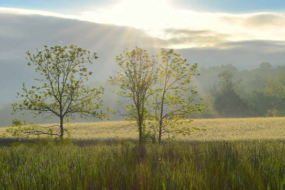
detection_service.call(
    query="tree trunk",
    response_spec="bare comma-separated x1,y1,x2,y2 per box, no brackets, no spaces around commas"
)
59,116,64,138
158,121,162,144
138,117,143,144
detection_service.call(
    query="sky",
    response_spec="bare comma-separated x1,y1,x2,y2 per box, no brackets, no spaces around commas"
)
1,0,285,106
1,0,285,49
2,0,285,13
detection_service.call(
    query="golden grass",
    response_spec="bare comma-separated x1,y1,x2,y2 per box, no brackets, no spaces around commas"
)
1,117,285,141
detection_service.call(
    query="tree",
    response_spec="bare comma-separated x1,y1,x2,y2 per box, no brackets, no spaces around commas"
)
262,73,285,115
264,74,285,100
109,47,158,144
12,45,105,138
250,91,279,117
213,70,250,117
110,48,203,144
148,49,202,144
218,70,237,92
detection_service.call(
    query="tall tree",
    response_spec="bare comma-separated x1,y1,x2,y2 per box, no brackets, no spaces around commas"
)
214,70,250,117
12,45,105,138
109,47,158,144
148,49,202,144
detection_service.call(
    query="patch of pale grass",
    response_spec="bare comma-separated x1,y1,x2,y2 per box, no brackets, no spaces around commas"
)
1,117,285,141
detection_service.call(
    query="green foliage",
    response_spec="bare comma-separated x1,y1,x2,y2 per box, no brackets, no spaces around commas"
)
218,70,239,93
213,70,252,117
109,47,159,143
197,63,283,117
11,119,26,127
267,109,279,117
250,73,285,117
264,74,285,102
249,91,279,117
214,89,250,117
1,141,285,189
148,49,203,143
110,47,203,144
11,45,106,137
1,63,285,126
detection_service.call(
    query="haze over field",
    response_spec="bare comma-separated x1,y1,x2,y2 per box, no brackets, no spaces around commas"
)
1,0,285,126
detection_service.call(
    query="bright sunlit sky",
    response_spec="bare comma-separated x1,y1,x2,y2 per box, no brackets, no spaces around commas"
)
1,0,285,106
2,0,285,13
1,0,285,48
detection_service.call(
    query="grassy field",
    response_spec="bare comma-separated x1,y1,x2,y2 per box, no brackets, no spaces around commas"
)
53,117,285,141
1,140,285,189
1,117,285,190
1,117,284,141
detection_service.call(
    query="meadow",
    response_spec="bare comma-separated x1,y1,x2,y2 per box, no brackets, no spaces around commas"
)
1,117,284,141
1,117,285,189
67,117,285,141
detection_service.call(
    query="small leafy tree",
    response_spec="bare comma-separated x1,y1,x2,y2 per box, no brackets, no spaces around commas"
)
109,47,158,144
12,45,105,138
148,49,203,144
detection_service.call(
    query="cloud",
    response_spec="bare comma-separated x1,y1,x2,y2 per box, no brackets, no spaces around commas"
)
0,7,73,19
0,12,162,59
163,12,285,47
156,12,285,48
222,13,285,28
2,6,285,49
218,40,285,53
161,29,230,48
0,12,285,106
0,13,162,105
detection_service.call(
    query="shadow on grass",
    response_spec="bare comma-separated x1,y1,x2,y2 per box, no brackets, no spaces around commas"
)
0,138,138,147
72,138,138,147
1,137,285,147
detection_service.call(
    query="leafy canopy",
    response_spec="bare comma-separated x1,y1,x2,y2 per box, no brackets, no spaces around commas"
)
11,45,106,137
148,49,203,141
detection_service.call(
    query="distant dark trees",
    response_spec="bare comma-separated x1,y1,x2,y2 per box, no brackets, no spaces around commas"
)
212,70,251,117
250,92,279,117
214,90,250,118
202,63,285,118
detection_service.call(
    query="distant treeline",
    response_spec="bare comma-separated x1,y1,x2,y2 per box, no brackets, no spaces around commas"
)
196,62,285,118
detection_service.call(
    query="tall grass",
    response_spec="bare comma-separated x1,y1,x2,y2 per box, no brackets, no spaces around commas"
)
1,140,285,189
